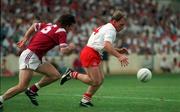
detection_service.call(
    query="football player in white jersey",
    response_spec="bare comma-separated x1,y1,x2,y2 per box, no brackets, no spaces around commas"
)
60,10,129,107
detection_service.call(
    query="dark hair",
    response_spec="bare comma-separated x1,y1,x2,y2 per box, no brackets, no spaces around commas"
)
58,14,76,27
111,10,124,21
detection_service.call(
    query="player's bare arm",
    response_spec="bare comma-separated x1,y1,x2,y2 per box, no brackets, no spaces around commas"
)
104,41,122,58
104,41,129,67
17,23,36,48
60,43,75,55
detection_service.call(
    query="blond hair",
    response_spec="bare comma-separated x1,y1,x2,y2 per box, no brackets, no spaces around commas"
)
111,10,124,21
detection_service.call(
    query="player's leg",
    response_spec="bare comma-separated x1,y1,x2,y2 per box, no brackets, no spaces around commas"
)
105,61,110,74
61,46,96,85
80,64,104,107
84,64,104,94
61,68,102,86
0,69,33,107
60,68,93,85
25,62,61,105
61,63,104,85
102,51,110,74
60,65,104,107
36,62,61,87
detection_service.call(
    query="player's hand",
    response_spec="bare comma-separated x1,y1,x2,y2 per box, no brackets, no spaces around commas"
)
61,43,75,55
116,48,129,55
17,38,27,48
118,54,129,67
69,43,75,50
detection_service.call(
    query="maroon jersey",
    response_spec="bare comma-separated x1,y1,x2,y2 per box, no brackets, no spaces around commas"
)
27,23,67,60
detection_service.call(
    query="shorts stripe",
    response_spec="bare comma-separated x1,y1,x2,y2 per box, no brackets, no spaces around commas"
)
19,49,41,70
24,52,33,64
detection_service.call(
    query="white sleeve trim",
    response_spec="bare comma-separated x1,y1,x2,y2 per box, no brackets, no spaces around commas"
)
59,43,68,48
55,28,66,33
34,23,41,31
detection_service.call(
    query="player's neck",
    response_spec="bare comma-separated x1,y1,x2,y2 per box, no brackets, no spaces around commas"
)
110,21,117,31
56,22,61,27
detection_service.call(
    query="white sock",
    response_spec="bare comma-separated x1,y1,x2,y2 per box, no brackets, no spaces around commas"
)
35,83,41,89
81,98,89,103
0,96,4,103
81,93,92,103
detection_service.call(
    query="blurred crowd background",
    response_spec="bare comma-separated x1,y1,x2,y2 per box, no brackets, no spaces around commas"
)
1,0,180,76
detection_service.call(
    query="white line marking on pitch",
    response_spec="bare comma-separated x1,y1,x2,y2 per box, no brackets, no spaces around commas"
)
38,93,180,102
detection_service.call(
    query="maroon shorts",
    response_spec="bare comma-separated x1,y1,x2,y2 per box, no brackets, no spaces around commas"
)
80,46,101,67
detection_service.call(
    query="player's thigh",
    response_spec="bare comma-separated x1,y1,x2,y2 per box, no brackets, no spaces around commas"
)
36,62,61,77
18,69,33,87
85,64,104,82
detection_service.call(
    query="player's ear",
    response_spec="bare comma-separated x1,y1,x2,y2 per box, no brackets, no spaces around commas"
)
110,19,116,26
64,25,70,31
111,19,115,23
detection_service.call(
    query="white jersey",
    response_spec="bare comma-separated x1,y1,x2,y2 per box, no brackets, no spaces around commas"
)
87,23,116,55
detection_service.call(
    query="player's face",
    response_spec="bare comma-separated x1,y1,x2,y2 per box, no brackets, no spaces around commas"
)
66,24,74,33
115,18,126,32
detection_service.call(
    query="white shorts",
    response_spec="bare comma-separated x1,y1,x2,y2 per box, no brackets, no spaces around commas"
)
19,49,41,70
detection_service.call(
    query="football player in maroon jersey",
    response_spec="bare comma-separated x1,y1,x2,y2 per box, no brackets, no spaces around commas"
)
0,14,76,107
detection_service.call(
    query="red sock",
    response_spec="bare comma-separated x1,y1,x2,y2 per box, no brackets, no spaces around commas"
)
30,85,39,93
71,71,78,79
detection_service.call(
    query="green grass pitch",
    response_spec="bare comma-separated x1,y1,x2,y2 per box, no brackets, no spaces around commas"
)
0,73,180,112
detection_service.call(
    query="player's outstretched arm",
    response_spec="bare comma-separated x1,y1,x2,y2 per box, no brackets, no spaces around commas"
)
60,43,75,55
17,23,36,48
104,41,122,58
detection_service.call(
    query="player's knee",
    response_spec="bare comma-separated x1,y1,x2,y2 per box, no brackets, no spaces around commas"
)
52,73,60,81
92,79,103,86
99,78,104,85
17,84,28,92
100,78,104,85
